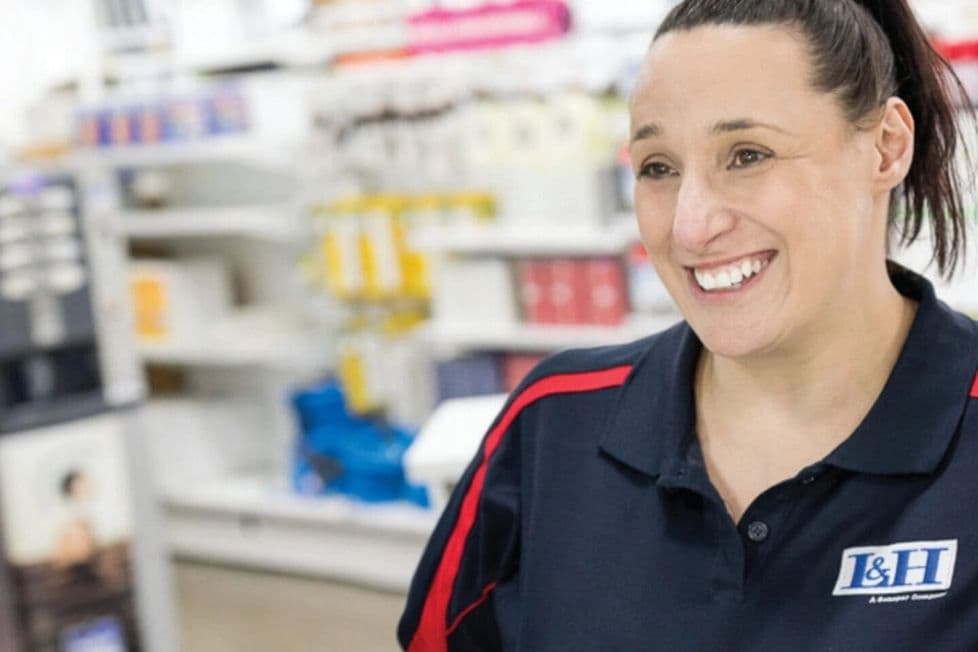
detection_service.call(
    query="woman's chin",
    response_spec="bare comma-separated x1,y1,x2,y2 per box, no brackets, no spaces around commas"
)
689,319,779,360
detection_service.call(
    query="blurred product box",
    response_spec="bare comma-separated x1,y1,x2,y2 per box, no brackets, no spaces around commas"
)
75,85,253,150
469,96,618,228
359,199,404,300
376,331,435,429
290,381,428,507
336,313,434,426
318,199,366,300
398,195,445,301
406,393,507,510
518,257,629,326
435,355,502,403
548,259,587,324
432,258,519,327
406,0,572,55
313,193,495,303
936,39,978,104
0,415,142,652
517,260,555,324
337,329,386,415
627,244,675,315
128,258,233,345
583,258,628,326
501,354,545,393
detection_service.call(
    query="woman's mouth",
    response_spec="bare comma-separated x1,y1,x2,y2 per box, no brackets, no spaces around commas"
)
687,251,777,295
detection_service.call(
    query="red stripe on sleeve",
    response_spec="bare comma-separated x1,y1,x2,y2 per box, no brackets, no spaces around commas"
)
407,364,633,652
970,372,978,398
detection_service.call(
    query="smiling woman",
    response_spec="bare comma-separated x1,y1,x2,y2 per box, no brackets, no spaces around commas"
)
399,2,978,651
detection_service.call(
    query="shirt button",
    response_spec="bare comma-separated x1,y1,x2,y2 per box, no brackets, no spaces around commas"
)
746,521,769,543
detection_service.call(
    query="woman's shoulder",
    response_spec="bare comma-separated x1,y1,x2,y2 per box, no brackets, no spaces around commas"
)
514,319,689,396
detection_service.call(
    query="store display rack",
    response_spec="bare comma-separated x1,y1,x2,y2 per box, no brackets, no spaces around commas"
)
423,315,678,354
120,204,301,243
409,215,638,257
162,475,435,592
70,136,294,170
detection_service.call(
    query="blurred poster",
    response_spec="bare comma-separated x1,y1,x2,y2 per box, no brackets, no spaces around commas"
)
0,415,141,652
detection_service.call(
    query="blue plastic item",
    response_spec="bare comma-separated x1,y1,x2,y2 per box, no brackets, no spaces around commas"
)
290,380,431,507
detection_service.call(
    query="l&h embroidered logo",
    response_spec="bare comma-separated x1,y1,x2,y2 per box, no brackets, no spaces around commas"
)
832,540,958,597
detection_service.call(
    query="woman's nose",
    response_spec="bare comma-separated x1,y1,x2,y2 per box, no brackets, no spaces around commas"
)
672,173,736,252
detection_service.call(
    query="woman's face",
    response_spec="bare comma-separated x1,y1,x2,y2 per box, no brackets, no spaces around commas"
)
629,25,887,359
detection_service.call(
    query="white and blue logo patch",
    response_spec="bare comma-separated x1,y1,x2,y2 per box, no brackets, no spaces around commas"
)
832,539,958,597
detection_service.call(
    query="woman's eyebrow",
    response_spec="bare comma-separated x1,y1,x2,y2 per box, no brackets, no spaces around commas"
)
631,123,661,143
631,119,791,143
713,119,790,135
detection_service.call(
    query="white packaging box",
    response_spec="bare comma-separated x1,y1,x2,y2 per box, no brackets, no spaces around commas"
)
128,258,233,346
431,257,519,328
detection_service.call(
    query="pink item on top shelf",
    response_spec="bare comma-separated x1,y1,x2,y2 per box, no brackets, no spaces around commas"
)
407,0,572,55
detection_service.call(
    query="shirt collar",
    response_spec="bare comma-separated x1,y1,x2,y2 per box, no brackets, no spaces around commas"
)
599,266,978,479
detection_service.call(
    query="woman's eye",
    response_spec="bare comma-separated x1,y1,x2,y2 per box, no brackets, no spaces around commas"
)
730,149,771,169
638,162,677,180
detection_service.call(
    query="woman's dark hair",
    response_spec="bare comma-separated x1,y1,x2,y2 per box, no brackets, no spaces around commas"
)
655,0,975,278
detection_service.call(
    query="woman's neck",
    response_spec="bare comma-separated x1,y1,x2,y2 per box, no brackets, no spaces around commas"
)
693,271,918,523
696,271,918,467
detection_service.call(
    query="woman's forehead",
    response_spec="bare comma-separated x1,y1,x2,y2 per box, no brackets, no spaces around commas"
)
631,24,829,132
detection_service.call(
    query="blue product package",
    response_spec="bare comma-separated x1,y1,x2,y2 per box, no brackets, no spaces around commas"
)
290,381,363,496
435,355,502,403
290,381,431,506
163,96,206,142
292,381,354,431
205,86,250,135
96,109,114,148
343,426,407,503
61,616,126,652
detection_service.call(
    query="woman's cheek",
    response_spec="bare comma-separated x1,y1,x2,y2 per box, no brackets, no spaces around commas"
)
634,187,677,255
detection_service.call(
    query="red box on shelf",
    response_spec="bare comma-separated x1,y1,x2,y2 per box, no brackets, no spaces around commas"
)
584,258,629,326
518,260,556,324
549,259,588,324
501,354,546,393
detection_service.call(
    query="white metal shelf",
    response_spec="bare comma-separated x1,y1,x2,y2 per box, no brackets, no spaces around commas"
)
410,216,638,257
162,475,436,592
120,205,300,242
136,311,332,369
71,136,293,170
137,337,330,369
422,314,680,352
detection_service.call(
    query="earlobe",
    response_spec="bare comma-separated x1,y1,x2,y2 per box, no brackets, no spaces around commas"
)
874,98,915,186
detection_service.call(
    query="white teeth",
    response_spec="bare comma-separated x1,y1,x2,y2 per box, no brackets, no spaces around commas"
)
694,270,717,290
693,256,771,292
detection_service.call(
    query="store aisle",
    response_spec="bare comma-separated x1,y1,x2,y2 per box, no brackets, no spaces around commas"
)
174,561,406,652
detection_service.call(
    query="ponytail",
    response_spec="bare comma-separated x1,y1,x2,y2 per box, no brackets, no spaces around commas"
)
853,0,974,277
655,0,976,278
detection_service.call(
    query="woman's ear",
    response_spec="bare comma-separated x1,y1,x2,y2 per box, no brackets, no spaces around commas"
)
873,97,915,191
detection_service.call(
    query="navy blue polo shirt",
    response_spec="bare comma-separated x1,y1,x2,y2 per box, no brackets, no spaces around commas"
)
399,267,978,651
